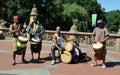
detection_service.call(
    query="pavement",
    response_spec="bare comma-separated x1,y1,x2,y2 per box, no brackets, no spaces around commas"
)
0,40,120,75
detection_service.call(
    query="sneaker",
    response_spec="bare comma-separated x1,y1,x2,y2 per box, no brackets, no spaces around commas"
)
29,58,34,62
102,64,106,69
37,58,44,63
51,60,56,65
12,61,16,65
22,59,28,63
90,64,97,67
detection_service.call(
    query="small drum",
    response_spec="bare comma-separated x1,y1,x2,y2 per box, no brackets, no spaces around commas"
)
69,35,76,41
92,42,104,60
61,51,72,64
30,37,41,53
65,41,77,52
16,36,28,55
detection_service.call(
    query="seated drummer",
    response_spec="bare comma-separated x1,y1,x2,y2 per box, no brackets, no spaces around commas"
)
51,26,71,65
9,15,28,65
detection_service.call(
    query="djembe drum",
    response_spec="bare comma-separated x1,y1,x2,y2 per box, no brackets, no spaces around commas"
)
92,42,104,60
30,37,41,53
16,36,28,55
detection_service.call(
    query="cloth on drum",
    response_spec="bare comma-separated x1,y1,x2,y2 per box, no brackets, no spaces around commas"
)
74,47,81,56
12,38,17,51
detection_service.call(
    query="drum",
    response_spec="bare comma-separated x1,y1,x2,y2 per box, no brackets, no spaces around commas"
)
61,51,72,64
65,41,77,52
92,42,104,60
16,36,28,55
69,35,76,41
18,36,28,44
30,37,41,53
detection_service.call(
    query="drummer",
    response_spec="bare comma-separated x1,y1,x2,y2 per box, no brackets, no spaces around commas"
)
9,15,28,65
91,19,109,69
51,26,71,65
26,16,45,62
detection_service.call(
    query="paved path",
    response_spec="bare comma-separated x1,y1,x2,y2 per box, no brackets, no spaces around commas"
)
0,40,120,75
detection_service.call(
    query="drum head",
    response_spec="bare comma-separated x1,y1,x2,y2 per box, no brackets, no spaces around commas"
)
18,36,28,44
93,42,103,50
61,51,72,64
65,42,74,51
31,37,40,43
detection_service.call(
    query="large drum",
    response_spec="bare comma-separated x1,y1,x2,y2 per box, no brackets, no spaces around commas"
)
30,37,41,53
60,51,72,64
65,41,77,52
16,36,28,55
92,42,104,60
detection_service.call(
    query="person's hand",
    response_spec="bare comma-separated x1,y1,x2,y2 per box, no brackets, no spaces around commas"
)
58,48,62,51
23,22,27,28
100,40,104,43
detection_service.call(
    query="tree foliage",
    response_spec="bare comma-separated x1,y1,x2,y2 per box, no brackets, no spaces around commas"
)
106,10,120,33
0,0,119,33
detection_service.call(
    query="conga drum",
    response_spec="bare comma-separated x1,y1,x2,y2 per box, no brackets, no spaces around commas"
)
16,36,28,55
69,35,76,41
61,51,72,64
92,42,104,60
65,41,77,52
30,37,41,53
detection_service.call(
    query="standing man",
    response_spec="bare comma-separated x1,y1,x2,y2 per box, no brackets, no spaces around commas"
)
26,16,45,62
9,15,27,65
91,19,109,69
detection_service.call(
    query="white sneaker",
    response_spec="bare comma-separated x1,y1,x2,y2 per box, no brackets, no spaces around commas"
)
12,61,16,65
102,64,106,69
51,60,56,65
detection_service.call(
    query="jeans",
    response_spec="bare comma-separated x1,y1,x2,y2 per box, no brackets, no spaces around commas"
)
51,44,64,60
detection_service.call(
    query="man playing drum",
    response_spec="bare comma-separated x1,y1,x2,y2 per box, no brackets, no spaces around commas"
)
9,15,28,65
26,16,45,62
51,26,72,65
91,19,109,69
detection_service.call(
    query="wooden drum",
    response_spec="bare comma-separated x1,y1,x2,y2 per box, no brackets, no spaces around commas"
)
60,51,72,64
65,41,77,52
92,42,104,60
30,37,41,53
16,36,28,55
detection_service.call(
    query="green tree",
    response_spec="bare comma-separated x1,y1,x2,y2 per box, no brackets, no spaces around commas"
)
62,3,89,31
106,10,120,33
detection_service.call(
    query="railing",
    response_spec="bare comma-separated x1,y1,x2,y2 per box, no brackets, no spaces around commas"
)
0,28,120,51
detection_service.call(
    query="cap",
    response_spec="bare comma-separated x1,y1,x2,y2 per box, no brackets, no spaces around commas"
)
97,19,103,24
13,15,19,19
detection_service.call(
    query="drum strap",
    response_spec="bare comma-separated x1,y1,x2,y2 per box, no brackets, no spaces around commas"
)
98,29,104,40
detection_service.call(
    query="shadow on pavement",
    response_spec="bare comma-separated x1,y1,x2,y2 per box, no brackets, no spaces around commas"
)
106,61,120,68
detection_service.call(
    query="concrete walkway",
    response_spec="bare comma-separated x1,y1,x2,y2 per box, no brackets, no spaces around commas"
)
0,40,120,75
